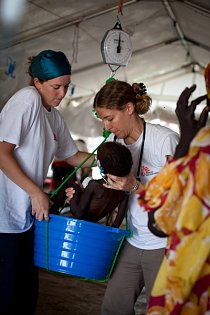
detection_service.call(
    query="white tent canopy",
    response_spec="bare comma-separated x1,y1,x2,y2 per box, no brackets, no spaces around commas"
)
0,0,210,143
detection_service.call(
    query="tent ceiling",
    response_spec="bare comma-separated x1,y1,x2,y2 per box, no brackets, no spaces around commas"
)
0,0,210,137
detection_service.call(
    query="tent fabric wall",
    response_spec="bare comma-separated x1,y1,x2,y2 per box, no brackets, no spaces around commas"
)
0,0,210,140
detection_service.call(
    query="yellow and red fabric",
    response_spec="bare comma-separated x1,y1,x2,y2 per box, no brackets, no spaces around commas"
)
138,126,210,315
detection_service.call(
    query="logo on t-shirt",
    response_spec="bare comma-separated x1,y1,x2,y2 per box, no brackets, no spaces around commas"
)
141,165,158,177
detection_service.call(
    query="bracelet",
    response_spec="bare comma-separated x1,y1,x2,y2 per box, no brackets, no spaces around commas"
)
127,180,140,194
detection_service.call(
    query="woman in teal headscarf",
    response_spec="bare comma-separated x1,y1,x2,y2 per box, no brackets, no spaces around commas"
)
0,50,95,315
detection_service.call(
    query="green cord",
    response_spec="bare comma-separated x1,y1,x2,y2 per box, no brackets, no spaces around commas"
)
44,211,132,282
50,130,110,200
103,235,126,281
80,156,96,180
105,76,116,84
44,232,127,283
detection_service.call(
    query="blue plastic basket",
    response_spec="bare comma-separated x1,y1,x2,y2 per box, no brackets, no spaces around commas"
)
34,214,130,280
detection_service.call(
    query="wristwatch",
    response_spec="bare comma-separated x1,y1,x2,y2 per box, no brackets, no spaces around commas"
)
101,21,132,67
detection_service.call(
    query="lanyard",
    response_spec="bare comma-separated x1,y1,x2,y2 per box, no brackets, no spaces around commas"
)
136,120,146,180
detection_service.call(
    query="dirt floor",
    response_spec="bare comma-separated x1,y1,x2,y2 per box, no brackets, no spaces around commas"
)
36,268,107,315
36,268,147,315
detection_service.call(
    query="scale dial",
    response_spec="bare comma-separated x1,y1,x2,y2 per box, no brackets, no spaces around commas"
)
101,28,132,66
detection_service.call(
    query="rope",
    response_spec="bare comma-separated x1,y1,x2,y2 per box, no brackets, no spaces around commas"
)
50,130,110,200
44,210,132,282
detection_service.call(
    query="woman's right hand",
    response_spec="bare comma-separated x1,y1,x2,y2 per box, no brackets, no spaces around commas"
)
0,141,51,221
31,190,51,221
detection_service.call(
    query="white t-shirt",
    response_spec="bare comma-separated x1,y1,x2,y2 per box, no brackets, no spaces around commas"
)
0,86,78,233
108,122,179,250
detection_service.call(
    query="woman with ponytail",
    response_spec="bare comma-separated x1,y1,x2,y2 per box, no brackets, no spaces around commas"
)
93,80,179,315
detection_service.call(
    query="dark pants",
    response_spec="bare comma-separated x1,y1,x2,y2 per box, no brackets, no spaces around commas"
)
0,226,39,315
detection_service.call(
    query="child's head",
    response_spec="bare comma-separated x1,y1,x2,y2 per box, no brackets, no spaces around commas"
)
97,142,133,177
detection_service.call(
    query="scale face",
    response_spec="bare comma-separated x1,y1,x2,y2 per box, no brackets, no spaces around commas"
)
101,28,132,66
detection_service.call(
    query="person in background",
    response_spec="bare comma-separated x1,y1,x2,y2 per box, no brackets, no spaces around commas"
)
51,159,76,191
92,80,179,315
0,49,95,315
138,85,210,314
48,160,77,214
75,139,92,181
54,141,132,228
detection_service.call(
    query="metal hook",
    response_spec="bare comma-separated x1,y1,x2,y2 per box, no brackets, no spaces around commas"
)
117,14,121,23
108,64,121,75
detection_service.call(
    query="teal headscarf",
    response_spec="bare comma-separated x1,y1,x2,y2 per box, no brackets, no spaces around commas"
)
29,50,71,80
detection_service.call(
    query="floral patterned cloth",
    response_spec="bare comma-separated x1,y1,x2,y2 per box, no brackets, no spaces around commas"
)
138,126,210,315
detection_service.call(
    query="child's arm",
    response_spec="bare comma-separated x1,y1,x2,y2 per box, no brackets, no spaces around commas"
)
50,178,72,214
50,177,79,214
111,194,129,228
67,181,83,215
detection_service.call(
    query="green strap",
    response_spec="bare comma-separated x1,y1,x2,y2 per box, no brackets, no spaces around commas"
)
80,157,96,180
44,210,132,282
44,226,128,282
50,130,110,200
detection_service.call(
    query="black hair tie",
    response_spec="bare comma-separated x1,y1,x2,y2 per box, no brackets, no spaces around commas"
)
139,83,147,95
